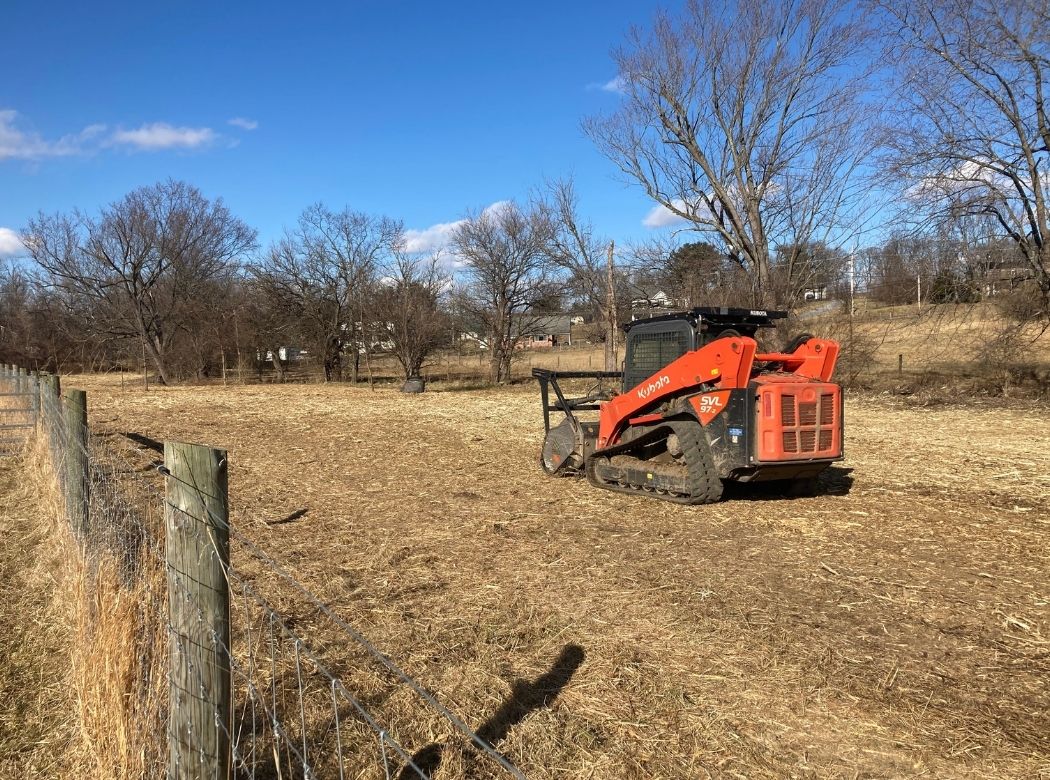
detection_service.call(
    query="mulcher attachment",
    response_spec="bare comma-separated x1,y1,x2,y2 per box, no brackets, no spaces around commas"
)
540,417,584,475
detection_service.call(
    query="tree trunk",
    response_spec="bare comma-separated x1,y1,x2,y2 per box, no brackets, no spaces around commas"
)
324,335,342,382
363,347,375,391
144,336,171,386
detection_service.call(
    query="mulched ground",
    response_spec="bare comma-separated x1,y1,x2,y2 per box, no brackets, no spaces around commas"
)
73,375,1050,779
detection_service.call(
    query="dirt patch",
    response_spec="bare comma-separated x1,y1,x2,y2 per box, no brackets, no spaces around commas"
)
66,374,1050,778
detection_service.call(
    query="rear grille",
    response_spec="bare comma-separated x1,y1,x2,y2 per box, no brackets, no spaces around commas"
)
755,382,841,462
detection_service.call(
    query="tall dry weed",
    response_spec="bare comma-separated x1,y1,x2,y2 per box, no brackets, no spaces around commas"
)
25,432,167,779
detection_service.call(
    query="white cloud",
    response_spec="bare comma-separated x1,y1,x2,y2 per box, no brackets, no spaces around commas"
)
227,117,259,130
402,201,514,254
643,200,691,228
0,109,227,160
109,122,216,150
0,109,104,160
0,227,24,258
481,199,513,218
402,218,465,253
587,76,626,93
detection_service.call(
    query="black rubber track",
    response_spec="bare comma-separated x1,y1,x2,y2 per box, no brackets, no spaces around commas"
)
668,419,724,504
585,419,723,505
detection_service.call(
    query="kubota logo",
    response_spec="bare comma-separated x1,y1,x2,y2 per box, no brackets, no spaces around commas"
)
637,375,670,400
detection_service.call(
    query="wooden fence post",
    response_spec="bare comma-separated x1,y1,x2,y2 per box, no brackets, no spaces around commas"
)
43,374,62,462
29,372,40,422
63,389,90,537
164,441,232,780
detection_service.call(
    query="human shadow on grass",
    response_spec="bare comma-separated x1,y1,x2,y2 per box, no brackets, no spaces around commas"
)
397,643,586,779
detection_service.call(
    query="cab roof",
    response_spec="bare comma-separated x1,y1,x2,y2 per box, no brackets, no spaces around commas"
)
623,306,787,333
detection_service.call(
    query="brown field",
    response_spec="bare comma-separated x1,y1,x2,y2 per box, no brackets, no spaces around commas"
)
58,371,1050,779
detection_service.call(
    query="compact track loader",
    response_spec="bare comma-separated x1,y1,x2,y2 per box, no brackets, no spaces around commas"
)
533,307,843,504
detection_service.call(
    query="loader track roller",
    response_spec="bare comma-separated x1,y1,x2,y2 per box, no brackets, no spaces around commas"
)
586,420,723,505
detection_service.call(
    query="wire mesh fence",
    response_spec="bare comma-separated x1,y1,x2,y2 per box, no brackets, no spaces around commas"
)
0,363,526,780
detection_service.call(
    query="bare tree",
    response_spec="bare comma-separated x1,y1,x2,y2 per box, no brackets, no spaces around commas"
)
585,0,874,307
368,251,451,388
543,179,624,370
23,180,256,384
252,204,400,382
450,201,558,383
877,0,1050,315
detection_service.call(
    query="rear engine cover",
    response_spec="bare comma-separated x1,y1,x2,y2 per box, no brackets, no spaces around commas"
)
753,380,842,462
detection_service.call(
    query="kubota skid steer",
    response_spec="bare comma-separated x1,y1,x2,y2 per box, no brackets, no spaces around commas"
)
533,307,843,504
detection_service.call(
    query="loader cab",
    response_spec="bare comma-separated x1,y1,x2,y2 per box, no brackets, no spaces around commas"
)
622,307,785,392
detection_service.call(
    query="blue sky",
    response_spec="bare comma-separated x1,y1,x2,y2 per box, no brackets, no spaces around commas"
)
0,1,683,260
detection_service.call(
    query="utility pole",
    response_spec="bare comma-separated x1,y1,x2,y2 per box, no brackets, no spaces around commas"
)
605,240,618,371
917,273,922,315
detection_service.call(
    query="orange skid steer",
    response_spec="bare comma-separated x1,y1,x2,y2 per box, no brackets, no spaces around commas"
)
533,307,843,504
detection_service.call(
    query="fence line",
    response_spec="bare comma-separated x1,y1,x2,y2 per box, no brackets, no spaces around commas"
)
0,362,526,780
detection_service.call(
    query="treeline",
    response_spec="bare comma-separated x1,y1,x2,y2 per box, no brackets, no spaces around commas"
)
0,179,626,385
4,0,1050,382
0,177,1044,385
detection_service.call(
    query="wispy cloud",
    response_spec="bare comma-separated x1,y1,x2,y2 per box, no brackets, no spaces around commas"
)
227,117,259,131
587,75,626,94
109,122,216,151
0,110,105,160
0,227,24,259
0,109,225,160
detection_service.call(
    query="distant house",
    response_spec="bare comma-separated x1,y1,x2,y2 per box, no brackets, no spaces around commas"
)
803,285,828,301
630,287,677,319
519,315,573,349
458,314,574,349
260,347,304,362
981,258,1033,297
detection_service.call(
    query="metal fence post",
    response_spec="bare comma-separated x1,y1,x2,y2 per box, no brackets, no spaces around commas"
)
164,441,232,780
63,388,90,538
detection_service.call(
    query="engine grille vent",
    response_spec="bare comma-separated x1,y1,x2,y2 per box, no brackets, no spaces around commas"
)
756,384,842,462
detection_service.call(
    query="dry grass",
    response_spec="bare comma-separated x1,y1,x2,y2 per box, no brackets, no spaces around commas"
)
0,431,168,779
0,451,77,778
55,370,1050,779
